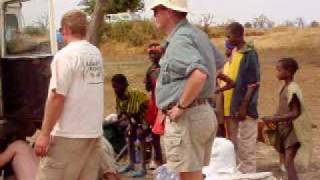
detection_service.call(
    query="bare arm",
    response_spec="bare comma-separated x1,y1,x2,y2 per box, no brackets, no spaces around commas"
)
40,90,65,136
35,90,65,156
178,69,207,108
237,84,259,120
168,69,207,121
215,72,235,94
240,85,257,107
263,95,301,123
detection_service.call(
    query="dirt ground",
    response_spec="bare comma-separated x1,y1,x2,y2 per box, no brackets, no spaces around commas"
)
103,29,320,179
104,60,319,180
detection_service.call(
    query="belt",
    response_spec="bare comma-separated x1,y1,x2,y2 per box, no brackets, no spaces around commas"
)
162,98,210,114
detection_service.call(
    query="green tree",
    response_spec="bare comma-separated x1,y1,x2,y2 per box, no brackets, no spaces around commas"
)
79,0,144,14
83,0,144,46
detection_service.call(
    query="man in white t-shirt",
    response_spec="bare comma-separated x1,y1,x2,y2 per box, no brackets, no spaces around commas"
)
34,10,105,180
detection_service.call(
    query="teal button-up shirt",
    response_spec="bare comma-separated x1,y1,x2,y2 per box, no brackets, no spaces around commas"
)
155,19,224,109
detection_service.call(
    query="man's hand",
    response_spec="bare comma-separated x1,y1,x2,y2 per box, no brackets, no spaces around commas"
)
236,101,248,121
35,134,50,157
168,106,184,122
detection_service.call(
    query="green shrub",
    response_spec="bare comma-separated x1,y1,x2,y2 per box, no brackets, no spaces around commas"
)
23,26,47,36
103,20,164,46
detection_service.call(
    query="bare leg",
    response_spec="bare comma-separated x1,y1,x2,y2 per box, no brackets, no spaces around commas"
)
279,153,286,172
180,171,204,180
285,146,299,180
280,153,285,164
0,141,38,180
0,145,16,167
99,138,122,180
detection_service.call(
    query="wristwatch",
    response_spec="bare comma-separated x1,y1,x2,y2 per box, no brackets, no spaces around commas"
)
177,102,188,110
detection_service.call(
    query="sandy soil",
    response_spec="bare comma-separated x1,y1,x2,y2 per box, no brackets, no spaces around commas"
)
102,29,320,179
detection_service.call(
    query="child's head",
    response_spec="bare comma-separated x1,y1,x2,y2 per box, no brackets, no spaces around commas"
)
225,22,244,47
276,58,299,80
147,42,162,63
111,74,129,99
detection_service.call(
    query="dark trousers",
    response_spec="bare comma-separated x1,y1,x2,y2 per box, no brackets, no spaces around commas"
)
152,132,163,163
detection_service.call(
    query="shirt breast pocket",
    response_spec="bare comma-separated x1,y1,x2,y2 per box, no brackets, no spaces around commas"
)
161,63,171,85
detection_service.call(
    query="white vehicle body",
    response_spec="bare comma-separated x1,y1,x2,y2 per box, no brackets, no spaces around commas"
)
105,12,141,23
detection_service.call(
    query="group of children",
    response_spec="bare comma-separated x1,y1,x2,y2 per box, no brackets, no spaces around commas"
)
214,23,312,180
138,22,312,180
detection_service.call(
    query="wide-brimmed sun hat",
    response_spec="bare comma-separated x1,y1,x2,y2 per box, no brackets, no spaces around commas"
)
150,0,189,13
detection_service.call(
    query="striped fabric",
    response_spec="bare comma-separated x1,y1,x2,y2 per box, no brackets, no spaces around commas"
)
116,88,148,124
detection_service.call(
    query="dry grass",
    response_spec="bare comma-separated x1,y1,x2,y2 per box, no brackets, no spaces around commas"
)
101,27,320,179
100,41,147,60
102,27,320,62
210,27,320,65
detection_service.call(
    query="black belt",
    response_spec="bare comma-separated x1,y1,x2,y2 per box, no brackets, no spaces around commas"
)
162,98,210,114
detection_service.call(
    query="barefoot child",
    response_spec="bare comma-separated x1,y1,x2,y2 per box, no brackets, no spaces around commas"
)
262,58,312,180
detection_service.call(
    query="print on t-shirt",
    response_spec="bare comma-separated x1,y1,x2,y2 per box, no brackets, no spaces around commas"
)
82,55,104,84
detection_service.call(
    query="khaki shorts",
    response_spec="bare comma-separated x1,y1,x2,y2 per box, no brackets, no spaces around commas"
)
164,104,217,172
37,137,101,180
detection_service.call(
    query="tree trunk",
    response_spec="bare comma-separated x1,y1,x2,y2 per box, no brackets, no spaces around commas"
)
86,0,108,46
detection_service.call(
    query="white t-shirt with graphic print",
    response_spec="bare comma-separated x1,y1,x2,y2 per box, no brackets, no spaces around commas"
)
49,40,104,138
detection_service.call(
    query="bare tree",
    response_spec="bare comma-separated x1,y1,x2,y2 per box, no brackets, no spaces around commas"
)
252,14,274,29
253,14,267,28
200,14,214,26
199,13,214,34
34,13,49,29
266,20,275,28
284,20,295,27
84,0,144,46
296,17,305,29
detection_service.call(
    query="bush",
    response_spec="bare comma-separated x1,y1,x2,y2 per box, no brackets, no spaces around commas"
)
103,20,164,46
23,26,47,36
310,21,319,28
244,22,253,28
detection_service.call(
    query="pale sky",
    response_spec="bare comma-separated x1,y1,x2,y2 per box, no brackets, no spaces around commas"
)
53,0,319,27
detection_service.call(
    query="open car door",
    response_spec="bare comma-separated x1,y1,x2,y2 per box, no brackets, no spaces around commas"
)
0,0,57,142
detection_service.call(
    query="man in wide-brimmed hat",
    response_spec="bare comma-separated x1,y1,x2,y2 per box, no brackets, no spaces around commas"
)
151,0,225,179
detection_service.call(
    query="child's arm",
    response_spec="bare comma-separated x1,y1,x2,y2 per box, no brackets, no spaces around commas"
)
263,94,301,123
215,73,235,94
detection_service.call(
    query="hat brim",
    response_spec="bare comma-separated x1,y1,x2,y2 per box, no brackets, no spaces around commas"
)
149,2,188,13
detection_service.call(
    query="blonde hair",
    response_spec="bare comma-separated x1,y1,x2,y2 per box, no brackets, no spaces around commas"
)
61,10,88,38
